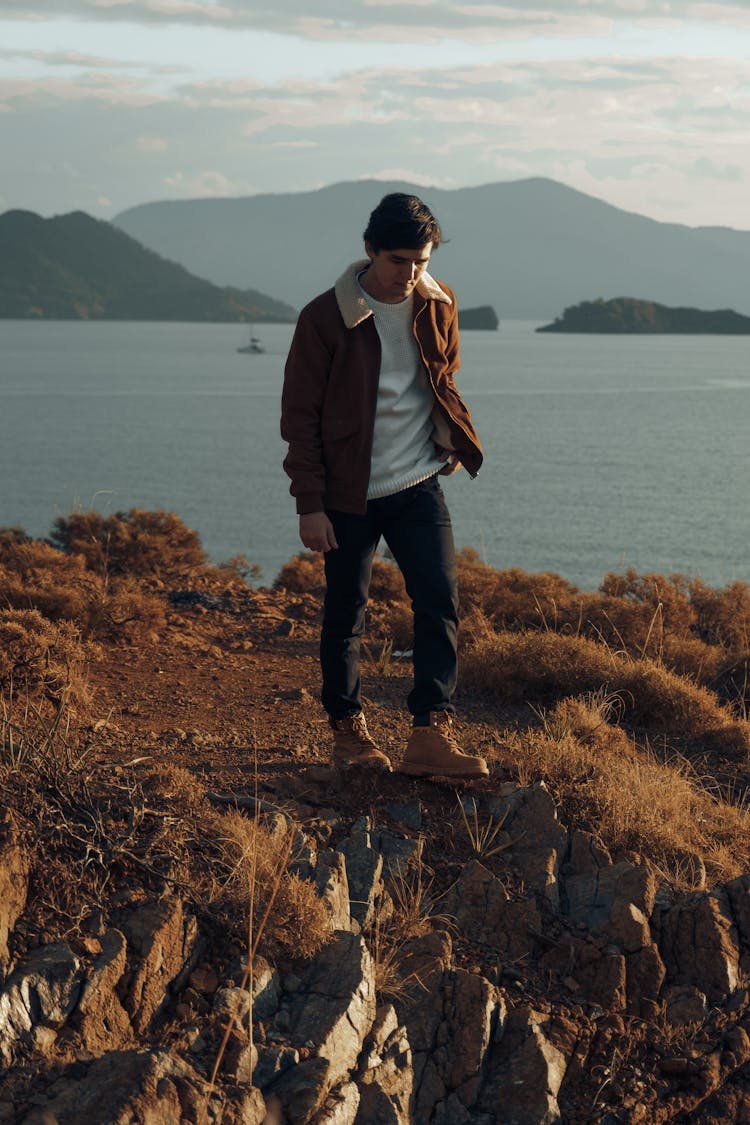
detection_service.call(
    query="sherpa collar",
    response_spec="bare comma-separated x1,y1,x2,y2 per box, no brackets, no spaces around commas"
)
333,259,451,329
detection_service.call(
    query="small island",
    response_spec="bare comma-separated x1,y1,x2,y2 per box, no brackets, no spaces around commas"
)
458,304,499,330
537,296,750,334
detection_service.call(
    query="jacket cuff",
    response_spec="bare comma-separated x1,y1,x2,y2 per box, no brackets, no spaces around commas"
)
296,494,325,516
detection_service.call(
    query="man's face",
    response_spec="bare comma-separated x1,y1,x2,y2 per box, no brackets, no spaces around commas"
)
361,242,433,304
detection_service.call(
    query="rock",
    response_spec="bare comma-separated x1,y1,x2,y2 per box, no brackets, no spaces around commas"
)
337,819,384,930
385,931,452,1120
563,832,656,935
725,874,750,953
73,928,132,1051
443,860,540,961
315,849,353,932
626,943,666,1015
253,1043,301,1090
489,783,568,910
540,936,627,1011
222,1026,259,1085
656,890,740,1003
220,955,282,1023
287,932,377,1088
392,932,507,1121
444,969,506,1105
267,1057,332,1124
663,984,707,1027
370,827,423,881
18,1046,257,1125
312,1081,361,1124
0,941,82,1067
0,812,30,976
481,1007,568,1124
384,801,422,832
356,1004,413,1125
117,894,203,1033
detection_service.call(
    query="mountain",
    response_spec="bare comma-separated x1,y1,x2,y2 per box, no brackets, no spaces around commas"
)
538,296,750,334
0,210,297,322
114,178,750,320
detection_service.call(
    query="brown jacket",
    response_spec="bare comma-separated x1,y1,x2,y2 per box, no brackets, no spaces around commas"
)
280,261,483,516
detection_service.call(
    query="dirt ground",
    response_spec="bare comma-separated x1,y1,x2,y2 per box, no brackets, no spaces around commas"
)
90,583,520,796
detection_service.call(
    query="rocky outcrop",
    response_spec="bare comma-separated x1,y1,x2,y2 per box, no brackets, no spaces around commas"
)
6,779,750,1122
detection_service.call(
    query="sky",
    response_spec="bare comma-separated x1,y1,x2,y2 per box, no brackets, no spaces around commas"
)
2,1,750,229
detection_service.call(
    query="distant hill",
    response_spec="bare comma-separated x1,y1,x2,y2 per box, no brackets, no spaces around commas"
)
537,297,750,334
114,178,750,320
0,210,297,322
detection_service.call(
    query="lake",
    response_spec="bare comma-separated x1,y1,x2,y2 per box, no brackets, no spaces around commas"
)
1,319,748,590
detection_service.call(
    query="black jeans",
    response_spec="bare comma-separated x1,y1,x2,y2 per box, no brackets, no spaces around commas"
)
321,476,458,723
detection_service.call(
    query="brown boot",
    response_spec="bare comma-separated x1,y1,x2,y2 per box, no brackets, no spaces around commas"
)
400,712,489,779
331,712,393,771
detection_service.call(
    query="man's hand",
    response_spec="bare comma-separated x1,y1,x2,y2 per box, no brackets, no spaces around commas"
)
436,449,462,477
299,511,339,552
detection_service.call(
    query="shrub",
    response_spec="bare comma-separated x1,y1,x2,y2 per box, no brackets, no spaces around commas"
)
0,607,96,707
516,693,750,886
0,527,166,641
50,509,207,578
274,552,325,594
461,629,750,755
211,808,332,961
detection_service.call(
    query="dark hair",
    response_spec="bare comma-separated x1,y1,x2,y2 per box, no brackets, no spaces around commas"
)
363,193,443,252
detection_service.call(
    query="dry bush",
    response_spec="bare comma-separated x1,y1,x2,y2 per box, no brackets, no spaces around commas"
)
517,693,750,886
84,576,167,639
274,552,325,594
689,578,750,649
50,508,207,578
0,526,167,641
454,557,749,698
456,550,582,631
461,629,750,755
211,808,331,961
0,608,96,707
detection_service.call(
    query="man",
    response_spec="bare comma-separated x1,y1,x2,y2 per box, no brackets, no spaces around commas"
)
281,193,488,779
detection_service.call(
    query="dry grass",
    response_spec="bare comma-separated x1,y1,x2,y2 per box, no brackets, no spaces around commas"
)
0,608,97,712
512,692,750,886
456,797,513,860
461,629,750,755
208,808,331,961
367,860,453,1002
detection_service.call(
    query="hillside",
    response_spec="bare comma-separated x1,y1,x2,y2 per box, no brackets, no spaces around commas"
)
0,210,296,322
3,511,750,1122
114,177,750,319
538,297,750,334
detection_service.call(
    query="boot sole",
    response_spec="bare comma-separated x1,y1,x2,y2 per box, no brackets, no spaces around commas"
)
399,760,489,779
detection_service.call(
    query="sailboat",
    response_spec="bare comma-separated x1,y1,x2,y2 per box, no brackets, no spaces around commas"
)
237,327,265,354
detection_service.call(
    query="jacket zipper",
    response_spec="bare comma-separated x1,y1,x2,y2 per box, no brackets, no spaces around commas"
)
412,303,480,476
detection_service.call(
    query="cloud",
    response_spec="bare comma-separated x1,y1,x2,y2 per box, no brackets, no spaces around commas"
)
2,16,749,227
0,47,133,66
4,0,750,38
135,133,168,150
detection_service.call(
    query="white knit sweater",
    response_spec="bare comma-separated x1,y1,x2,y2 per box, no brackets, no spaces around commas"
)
360,282,444,499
